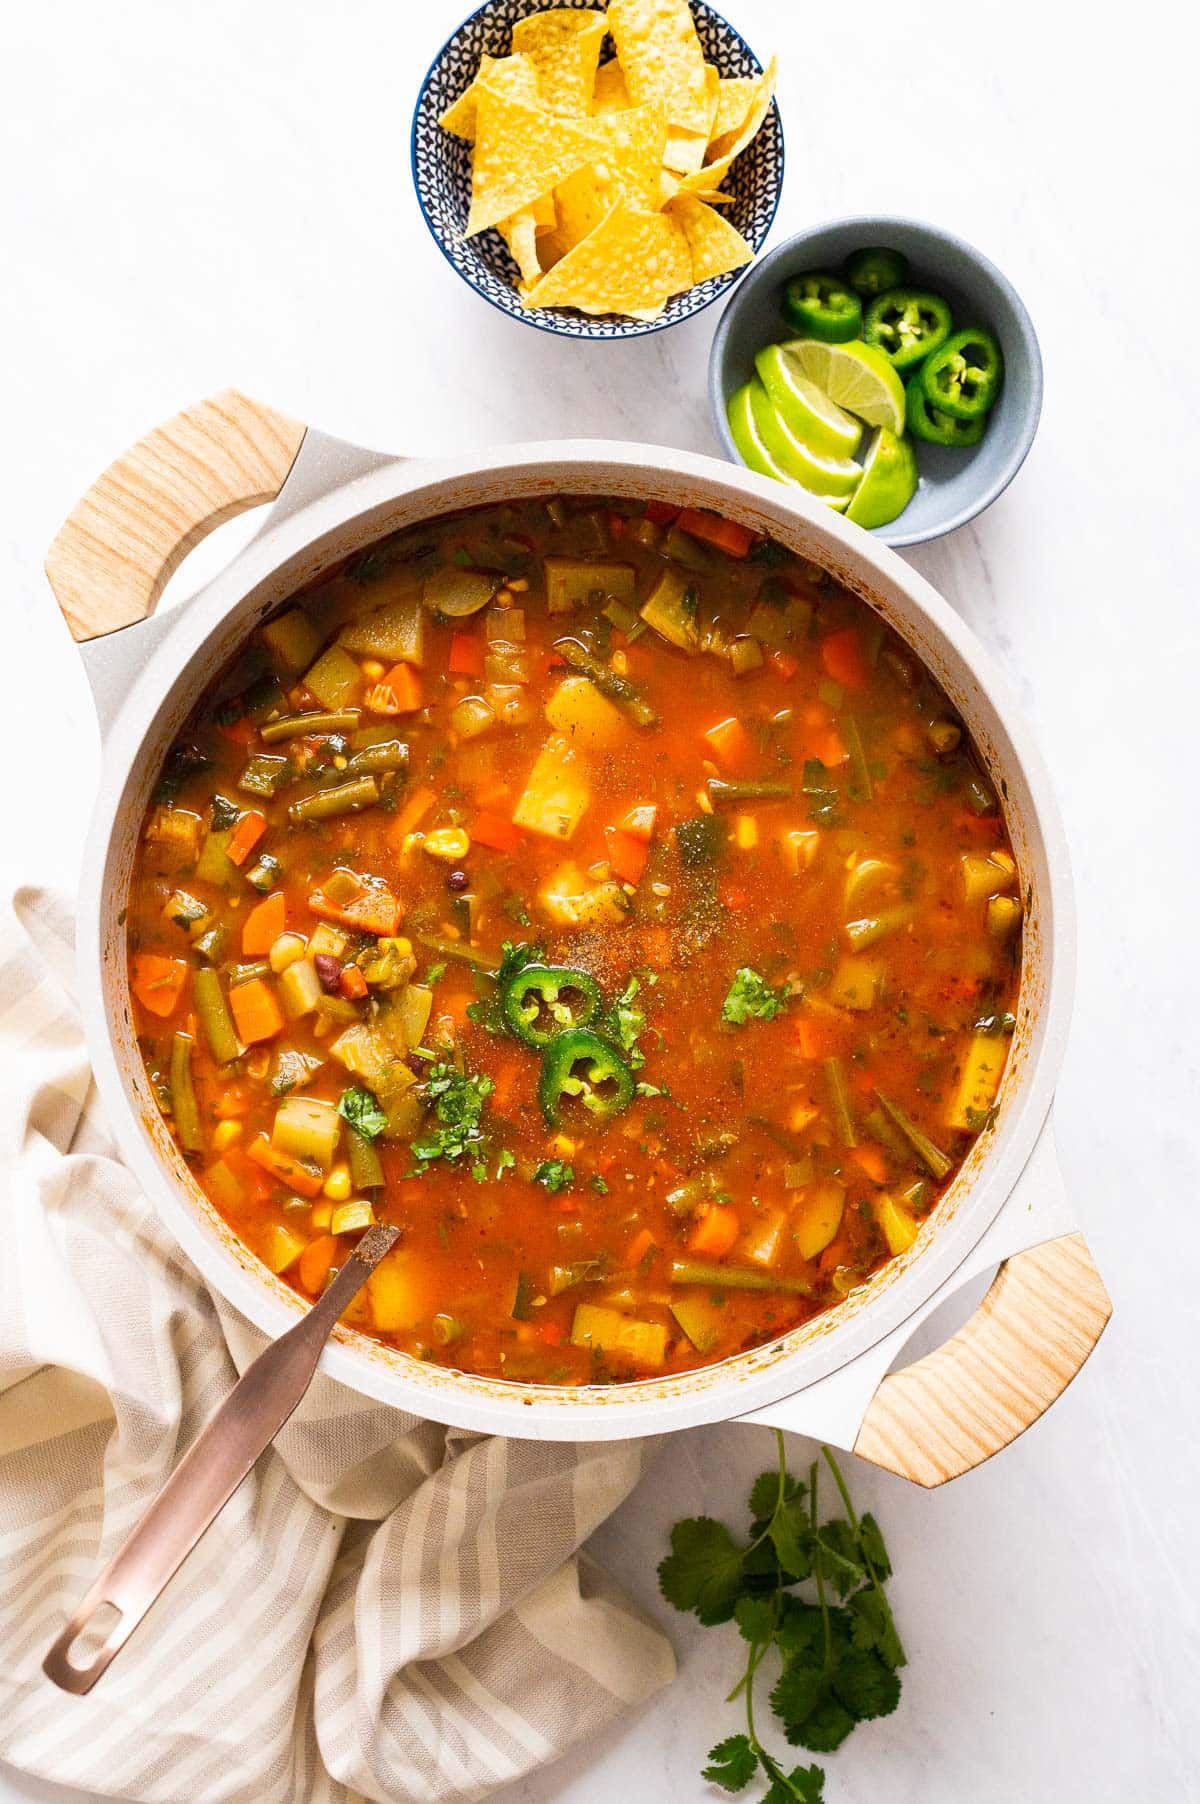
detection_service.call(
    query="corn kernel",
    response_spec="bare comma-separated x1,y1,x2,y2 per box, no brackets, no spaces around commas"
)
268,931,307,974
423,827,471,861
549,1134,577,1158
362,659,386,681
323,1163,352,1201
494,587,514,607
310,1202,333,1230
782,829,820,873
609,649,629,676
508,577,530,592
734,814,758,851
212,1119,242,1151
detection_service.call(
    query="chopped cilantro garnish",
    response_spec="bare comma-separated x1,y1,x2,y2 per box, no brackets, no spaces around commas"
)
590,1173,609,1195
336,1086,387,1141
534,1159,574,1194
423,962,447,985
722,967,786,1026
410,1060,494,1171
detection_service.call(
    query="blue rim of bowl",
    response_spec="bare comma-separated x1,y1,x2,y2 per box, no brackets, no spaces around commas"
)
708,215,1044,546
409,0,785,339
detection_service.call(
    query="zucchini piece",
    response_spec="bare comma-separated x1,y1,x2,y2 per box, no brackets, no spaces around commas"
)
873,1192,919,1255
303,644,362,711
639,568,699,652
543,557,636,615
792,1183,845,1260
570,1303,666,1366
424,567,500,618
261,608,320,675
338,595,424,666
669,1295,723,1353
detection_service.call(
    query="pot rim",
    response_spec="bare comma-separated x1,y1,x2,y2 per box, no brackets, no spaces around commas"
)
74,437,1073,1440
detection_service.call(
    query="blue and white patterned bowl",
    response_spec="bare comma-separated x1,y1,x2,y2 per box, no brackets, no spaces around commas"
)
410,0,784,339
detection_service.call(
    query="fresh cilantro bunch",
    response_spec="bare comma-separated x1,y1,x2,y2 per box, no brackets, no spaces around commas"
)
410,1059,494,1178
722,967,787,1026
659,1433,905,1801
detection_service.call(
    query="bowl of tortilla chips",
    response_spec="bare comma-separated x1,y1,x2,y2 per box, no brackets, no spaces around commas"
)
411,0,783,336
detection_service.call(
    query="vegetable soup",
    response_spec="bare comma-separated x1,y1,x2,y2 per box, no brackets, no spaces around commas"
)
127,495,1022,1385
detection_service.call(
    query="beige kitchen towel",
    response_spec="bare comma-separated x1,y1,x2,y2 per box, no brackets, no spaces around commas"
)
0,885,675,1804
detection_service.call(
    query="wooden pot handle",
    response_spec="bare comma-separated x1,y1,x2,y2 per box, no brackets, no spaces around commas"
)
44,390,306,642
853,1231,1111,1487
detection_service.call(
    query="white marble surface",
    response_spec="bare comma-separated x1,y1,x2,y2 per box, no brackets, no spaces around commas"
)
2,1,1199,1799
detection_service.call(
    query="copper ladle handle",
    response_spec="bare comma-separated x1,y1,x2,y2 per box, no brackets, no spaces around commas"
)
42,1223,400,1694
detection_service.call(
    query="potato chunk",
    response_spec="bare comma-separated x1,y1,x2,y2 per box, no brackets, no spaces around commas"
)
512,734,591,840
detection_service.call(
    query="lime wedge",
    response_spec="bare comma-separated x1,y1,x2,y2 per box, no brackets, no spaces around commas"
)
726,382,807,488
755,345,863,458
845,428,919,529
781,338,906,433
748,380,862,497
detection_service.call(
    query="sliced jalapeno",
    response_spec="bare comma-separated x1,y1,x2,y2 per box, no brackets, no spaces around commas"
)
781,272,863,343
844,246,907,297
538,1029,634,1128
905,374,986,447
863,288,953,372
502,963,601,1048
920,328,1004,419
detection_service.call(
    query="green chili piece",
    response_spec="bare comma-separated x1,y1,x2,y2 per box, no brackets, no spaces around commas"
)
781,271,863,342
863,288,954,372
502,964,602,1049
193,966,240,1065
259,709,361,745
169,1031,204,1153
287,775,380,823
906,374,986,446
920,328,1004,420
538,1029,634,1128
844,246,908,297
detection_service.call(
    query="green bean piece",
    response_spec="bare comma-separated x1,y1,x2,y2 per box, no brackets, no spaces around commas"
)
415,931,502,974
707,778,793,807
669,1260,812,1295
169,1031,204,1154
229,961,271,985
346,739,409,775
824,1055,858,1148
552,637,658,727
346,1124,384,1190
192,924,227,964
748,1113,809,1159
875,1089,952,1180
864,1105,910,1164
287,775,380,823
845,716,874,801
193,966,241,1065
259,709,361,744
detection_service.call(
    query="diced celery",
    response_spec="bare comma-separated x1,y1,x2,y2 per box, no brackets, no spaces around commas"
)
195,827,238,888
272,1096,341,1170
338,595,424,666
570,1303,666,1366
304,644,362,710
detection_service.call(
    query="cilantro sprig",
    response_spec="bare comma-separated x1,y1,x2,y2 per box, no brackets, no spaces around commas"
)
410,1059,494,1179
659,1433,904,1800
722,967,787,1026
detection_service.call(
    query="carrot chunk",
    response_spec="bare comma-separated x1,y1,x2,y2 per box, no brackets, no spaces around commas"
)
675,507,755,559
229,978,284,1045
605,827,650,885
447,632,485,677
246,1133,324,1196
365,662,423,715
472,811,525,854
242,890,286,956
298,1234,339,1295
307,887,402,937
618,803,657,842
821,628,868,691
226,809,267,867
852,1143,888,1185
131,953,188,1018
688,1204,740,1258
644,499,680,525
624,1226,657,1267
703,715,753,767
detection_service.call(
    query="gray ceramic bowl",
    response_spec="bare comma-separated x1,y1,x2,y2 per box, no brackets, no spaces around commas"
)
708,216,1043,547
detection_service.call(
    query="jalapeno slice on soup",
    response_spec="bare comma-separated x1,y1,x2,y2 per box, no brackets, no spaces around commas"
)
126,495,1023,1386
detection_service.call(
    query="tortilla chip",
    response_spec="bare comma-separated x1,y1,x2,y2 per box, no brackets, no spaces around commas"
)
439,53,541,142
465,94,604,236
708,75,758,152
663,126,709,175
665,193,753,283
554,100,668,251
607,0,710,135
499,207,543,284
591,57,632,114
531,192,558,234
681,54,777,195
511,9,608,116
522,201,691,313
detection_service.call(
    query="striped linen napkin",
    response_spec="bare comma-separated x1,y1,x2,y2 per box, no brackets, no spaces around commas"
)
0,885,675,1803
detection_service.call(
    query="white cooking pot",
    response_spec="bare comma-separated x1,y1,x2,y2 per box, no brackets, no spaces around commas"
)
44,391,1110,1486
